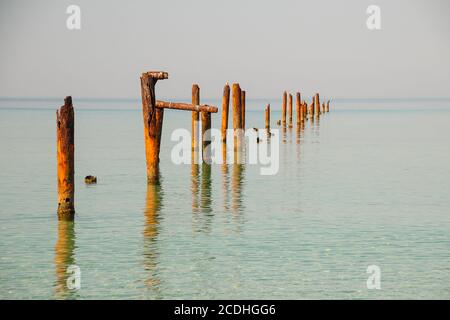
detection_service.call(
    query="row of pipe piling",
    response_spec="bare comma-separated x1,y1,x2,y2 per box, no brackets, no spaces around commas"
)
56,69,331,220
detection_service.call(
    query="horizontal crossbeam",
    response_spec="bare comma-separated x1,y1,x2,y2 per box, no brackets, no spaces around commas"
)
142,71,169,80
156,100,218,113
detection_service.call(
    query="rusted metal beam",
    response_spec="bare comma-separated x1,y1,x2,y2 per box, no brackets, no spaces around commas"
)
156,100,218,113
142,71,168,80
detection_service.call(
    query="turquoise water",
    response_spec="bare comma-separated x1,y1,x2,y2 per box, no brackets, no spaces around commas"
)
0,98,450,299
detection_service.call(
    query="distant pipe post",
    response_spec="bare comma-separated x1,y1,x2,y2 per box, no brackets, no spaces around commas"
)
288,93,293,127
192,84,200,154
221,83,230,143
265,104,271,131
296,92,301,125
304,101,308,119
199,86,212,163
282,91,287,126
232,83,242,155
241,90,246,131
56,96,75,221
315,93,321,116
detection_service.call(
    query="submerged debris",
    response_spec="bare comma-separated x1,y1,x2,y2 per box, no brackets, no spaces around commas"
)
85,175,97,184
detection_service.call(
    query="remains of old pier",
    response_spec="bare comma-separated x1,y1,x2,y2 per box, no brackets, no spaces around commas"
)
55,69,332,220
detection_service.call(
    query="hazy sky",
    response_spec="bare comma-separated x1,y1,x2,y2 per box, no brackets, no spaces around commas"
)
1,0,449,99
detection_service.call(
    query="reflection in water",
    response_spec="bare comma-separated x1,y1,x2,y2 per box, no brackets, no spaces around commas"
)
191,160,214,233
314,115,320,138
295,121,302,145
191,156,200,214
221,141,229,210
54,220,78,299
200,164,214,232
201,164,212,214
282,126,287,143
231,163,245,219
221,165,230,212
143,181,163,292
296,121,305,163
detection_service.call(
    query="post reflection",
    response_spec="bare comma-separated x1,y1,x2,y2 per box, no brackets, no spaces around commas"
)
54,220,78,299
314,114,320,137
143,180,162,292
296,120,305,160
221,142,230,211
192,160,214,233
191,151,200,214
231,163,245,219
200,163,213,230
296,120,304,145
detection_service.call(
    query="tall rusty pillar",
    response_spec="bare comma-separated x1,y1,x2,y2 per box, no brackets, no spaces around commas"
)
56,96,75,220
140,71,168,184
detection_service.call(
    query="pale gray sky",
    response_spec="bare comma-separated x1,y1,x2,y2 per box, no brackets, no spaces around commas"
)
0,0,449,99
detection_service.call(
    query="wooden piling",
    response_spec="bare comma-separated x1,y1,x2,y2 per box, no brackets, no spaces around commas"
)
322,102,326,114
191,85,200,152
56,96,75,221
140,71,168,184
326,100,330,112
282,91,287,126
241,90,246,130
221,83,230,143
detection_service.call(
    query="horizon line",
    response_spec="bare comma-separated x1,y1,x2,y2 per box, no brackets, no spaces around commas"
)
1,96,450,103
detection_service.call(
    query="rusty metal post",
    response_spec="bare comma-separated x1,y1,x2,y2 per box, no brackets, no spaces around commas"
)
56,96,75,220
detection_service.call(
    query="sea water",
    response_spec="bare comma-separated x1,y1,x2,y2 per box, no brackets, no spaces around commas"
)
0,98,449,299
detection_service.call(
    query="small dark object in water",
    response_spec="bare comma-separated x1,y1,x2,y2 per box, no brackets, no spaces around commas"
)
256,137,260,143
85,175,97,184
252,127,258,132
276,120,281,126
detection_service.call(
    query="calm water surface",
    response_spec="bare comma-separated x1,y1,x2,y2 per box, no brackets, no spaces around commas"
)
0,98,449,299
